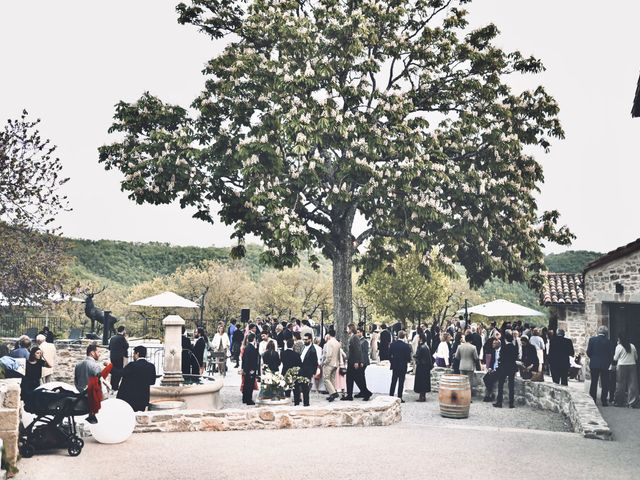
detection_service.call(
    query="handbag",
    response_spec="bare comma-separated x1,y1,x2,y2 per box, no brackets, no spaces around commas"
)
519,366,533,380
531,371,544,382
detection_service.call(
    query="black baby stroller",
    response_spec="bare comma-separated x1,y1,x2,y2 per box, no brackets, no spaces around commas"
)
19,386,89,457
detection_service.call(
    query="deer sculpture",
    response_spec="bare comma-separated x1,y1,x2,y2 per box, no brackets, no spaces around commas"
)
83,287,118,336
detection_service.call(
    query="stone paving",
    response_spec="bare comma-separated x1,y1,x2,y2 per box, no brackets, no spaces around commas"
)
219,366,572,433
14,362,640,480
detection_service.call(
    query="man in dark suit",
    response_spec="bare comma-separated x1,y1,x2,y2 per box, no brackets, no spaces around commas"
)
343,323,372,401
281,338,301,375
108,326,129,391
388,331,412,402
355,327,371,399
116,345,157,412
494,331,518,408
483,337,502,402
549,329,575,385
379,324,392,361
181,326,193,375
191,326,207,375
294,333,318,406
241,333,259,405
587,325,614,406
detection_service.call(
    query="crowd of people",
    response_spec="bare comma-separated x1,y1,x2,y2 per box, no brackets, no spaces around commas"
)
223,315,639,410
0,325,157,424
2,314,638,418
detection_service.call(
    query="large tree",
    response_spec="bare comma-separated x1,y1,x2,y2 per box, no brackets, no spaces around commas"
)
362,251,450,328
0,111,69,306
99,0,572,341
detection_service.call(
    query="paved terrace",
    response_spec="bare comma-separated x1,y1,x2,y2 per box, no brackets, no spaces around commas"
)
16,369,640,479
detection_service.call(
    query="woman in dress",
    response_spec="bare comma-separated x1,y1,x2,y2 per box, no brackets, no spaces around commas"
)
210,323,230,373
613,333,639,407
369,325,380,363
450,332,462,373
413,334,433,402
21,346,51,400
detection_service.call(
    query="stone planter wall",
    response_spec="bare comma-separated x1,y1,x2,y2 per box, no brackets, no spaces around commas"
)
134,396,401,433
431,368,611,440
0,380,20,471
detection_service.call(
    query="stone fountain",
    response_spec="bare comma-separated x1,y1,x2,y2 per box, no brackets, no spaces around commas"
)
149,315,223,410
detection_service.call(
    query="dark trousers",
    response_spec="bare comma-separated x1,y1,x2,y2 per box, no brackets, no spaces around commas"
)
231,342,241,366
608,370,616,402
589,367,609,404
359,365,370,395
483,370,498,398
294,379,311,406
110,356,124,390
496,370,515,406
242,372,256,404
389,371,406,398
347,366,370,397
551,366,569,386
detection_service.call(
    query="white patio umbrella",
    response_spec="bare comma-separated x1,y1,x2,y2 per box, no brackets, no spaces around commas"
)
129,291,200,309
456,299,545,317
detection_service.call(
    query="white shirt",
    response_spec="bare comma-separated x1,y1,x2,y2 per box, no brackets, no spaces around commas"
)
614,343,638,366
435,342,450,366
528,336,545,351
258,339,277,356
301,345,311,362
493,347,501,370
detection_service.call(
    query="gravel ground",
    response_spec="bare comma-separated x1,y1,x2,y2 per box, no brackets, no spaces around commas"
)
220,368,572,433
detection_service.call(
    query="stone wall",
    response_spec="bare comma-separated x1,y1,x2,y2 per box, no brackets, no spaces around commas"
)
0,380,20,471
51,342,111,386
431,368,611,440
134,396,400,433
556,306,588,354
584,249,640,352
1,438,5,480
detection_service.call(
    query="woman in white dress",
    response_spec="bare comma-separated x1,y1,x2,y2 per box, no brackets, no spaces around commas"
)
210,323,230,373
370,325,380,362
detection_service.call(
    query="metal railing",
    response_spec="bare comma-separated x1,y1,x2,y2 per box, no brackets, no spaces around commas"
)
128,345,165,375
0,316,64,338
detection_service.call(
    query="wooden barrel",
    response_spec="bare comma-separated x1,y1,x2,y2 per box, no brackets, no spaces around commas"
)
438,374,471,418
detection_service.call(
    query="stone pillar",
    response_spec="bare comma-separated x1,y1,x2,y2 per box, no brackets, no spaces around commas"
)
0,380,20,472
161,315,185,386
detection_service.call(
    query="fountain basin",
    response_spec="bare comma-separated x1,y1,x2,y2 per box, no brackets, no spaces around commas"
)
150,375,223,410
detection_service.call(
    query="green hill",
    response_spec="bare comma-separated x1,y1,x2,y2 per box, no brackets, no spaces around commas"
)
544,250,602,273
66,238,265,285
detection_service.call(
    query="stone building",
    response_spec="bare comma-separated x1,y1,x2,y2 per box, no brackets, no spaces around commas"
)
583,238,640,353
541,272,586,348
542,238,640,354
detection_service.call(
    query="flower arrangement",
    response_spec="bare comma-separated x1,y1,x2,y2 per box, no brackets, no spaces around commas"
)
258,366,287,400
283,367,309,388
259,366,310,400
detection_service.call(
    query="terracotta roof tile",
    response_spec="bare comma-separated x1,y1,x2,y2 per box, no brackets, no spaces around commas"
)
541,272,585,306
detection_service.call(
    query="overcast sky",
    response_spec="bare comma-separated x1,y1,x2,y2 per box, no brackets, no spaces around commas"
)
1,1,638,255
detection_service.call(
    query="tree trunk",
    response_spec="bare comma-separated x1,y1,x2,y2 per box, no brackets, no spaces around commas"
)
332,242,353,346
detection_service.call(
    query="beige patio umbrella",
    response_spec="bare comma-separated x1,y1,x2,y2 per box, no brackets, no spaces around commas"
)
129,291,200,309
